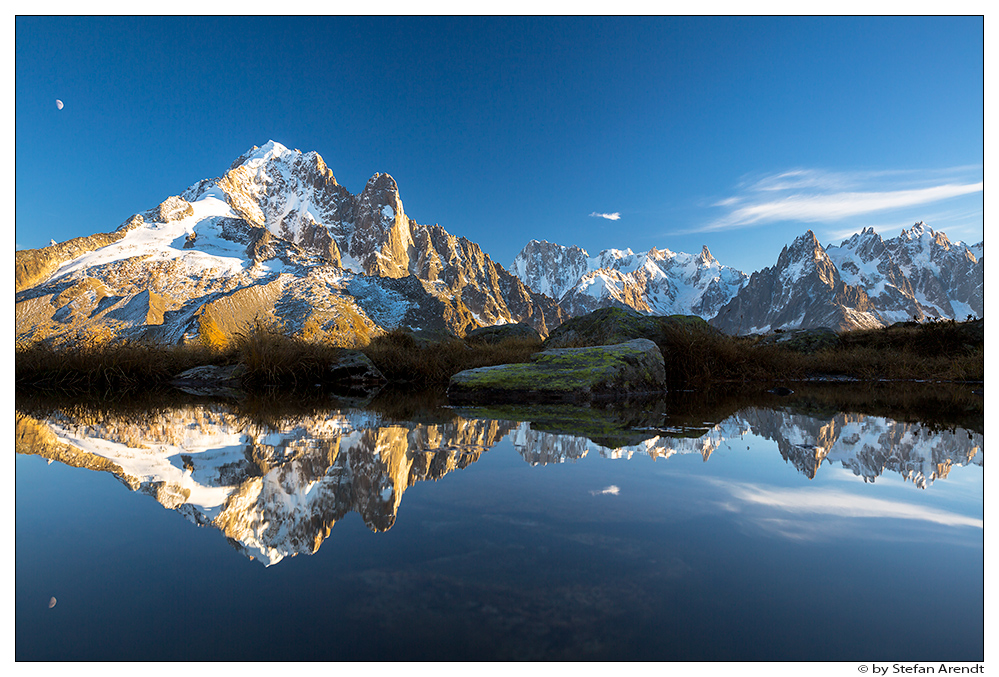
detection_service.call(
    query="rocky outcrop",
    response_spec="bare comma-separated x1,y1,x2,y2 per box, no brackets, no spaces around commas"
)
755,326,841,353
170,364,247,397
465,322,542,344
542,306,713,349
326,350,386,388
148,195,194,223
447,338,666,404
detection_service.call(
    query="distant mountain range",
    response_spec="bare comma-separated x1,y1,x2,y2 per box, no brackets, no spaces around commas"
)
512,223,982,334
710,224,983,334
510,241,748,319
14,141,983,347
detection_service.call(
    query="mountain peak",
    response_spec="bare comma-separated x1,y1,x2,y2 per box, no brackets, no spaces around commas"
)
901,221,933,239
898,221,955,250
362,172,399,194
229,140,296,171
783,230,825,262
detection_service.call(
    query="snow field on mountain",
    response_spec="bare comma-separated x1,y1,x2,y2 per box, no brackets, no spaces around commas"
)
50,193,289,285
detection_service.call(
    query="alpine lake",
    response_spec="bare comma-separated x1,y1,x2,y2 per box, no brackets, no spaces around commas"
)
15,381,983,662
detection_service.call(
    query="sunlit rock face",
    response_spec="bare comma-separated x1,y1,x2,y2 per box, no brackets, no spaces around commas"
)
15,141,565,347
711,224,983,334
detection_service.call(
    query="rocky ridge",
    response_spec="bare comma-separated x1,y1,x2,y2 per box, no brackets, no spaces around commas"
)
511,239,748,319
710,224,983,334
512,222,982,334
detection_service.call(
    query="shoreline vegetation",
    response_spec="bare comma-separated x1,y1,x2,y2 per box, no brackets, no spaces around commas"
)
15,315,984,397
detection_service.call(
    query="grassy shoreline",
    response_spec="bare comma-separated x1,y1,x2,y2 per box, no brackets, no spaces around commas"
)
15,319,984,397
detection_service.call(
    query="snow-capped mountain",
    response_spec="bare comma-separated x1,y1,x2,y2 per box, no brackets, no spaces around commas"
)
711,224,983,334
15,141,565,347
14,141,983,343
510,240,748,318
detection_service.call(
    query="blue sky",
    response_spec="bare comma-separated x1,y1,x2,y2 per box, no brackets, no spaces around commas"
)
15,16,984,275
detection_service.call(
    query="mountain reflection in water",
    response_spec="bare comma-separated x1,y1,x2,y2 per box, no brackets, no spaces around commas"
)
15,385,983,567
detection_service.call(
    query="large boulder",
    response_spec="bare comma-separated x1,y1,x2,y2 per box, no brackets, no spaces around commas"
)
465,322,542,344
327,350,386,386
543,306,714,349
171,364,247,397
447,338,666,404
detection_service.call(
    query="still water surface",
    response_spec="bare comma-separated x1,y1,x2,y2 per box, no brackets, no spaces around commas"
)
15,386,983,661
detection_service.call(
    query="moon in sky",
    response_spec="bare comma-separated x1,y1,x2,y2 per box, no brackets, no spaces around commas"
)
55,99,64,110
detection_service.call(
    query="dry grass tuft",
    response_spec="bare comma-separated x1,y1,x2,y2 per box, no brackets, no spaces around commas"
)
233,320,346,388
15,337,223,396
360,329,541,387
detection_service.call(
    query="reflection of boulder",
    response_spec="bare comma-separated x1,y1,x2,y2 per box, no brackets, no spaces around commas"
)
456,401,669,449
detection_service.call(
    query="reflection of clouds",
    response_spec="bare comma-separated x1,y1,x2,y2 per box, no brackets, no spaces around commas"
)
710,479,982,529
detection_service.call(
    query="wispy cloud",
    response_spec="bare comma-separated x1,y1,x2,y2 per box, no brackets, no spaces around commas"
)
701,167,983,234
712,479,982,529
590,485,620,496
590,212,621,221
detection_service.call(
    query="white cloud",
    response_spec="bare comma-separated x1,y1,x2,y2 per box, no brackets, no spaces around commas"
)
590,212,621,221
590,485,620,496
702,167,983,234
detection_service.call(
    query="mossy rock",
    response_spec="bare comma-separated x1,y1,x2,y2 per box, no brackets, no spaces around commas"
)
465,322,542,344
544,306,715,349
447,338,666,404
